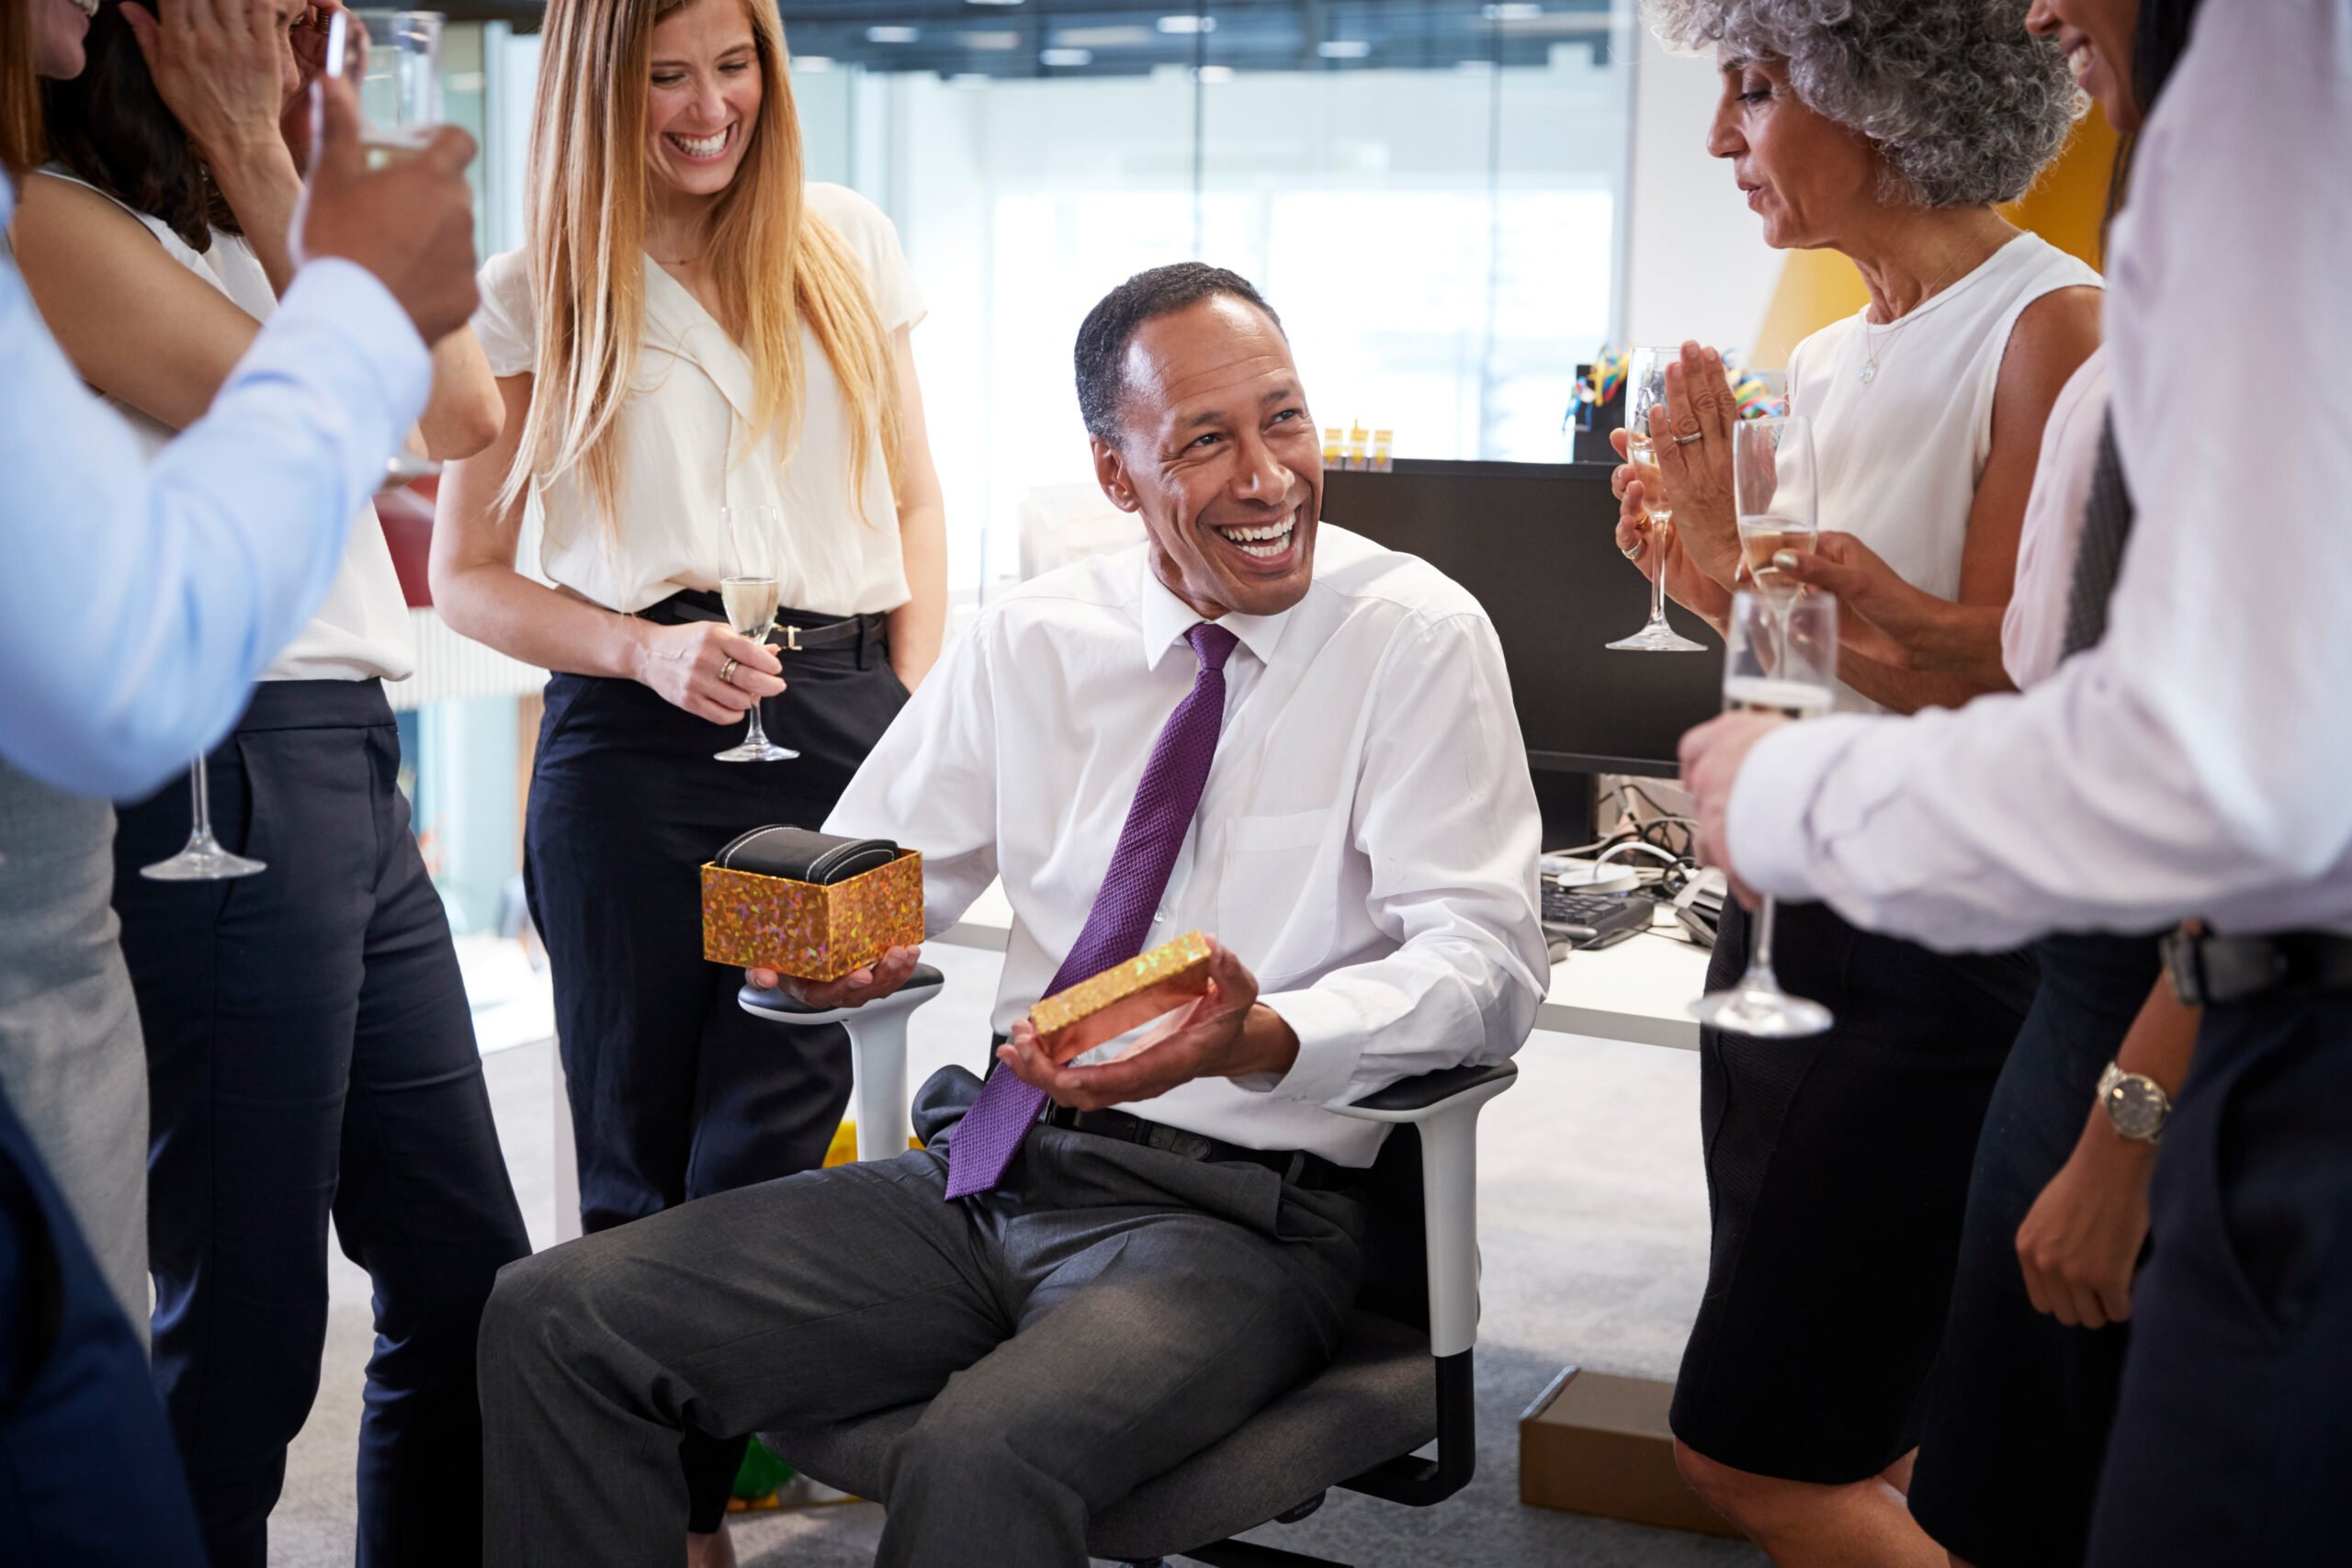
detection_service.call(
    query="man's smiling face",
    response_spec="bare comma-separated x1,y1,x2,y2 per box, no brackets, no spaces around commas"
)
1091,294,1323,620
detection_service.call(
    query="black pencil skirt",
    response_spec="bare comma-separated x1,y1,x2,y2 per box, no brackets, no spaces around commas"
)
1907,931,2163,1568
1669,897,2038,1484
523,592,910,1526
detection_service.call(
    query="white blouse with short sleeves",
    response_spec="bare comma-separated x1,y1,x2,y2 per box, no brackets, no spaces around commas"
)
472,182,926,618
35,170,415,685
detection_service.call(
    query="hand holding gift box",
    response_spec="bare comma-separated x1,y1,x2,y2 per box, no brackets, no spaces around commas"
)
702,826,925,983
1028,930,1215,1065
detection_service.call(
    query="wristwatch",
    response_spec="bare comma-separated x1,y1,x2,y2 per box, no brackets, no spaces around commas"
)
2097,1062,2172,1145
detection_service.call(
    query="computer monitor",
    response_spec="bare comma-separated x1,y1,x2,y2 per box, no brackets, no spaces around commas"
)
1324,458,1724,778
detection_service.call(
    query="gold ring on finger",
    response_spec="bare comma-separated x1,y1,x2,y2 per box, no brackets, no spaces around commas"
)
719,657,739,686
1673,430,1704,446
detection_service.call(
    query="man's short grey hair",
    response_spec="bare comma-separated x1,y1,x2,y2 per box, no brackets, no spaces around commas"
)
1643,0,2081,208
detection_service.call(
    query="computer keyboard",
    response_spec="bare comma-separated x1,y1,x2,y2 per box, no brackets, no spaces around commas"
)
1541,888,1657,950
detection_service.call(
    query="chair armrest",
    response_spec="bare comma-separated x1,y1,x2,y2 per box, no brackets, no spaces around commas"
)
739,966,946,1160
1331,1060,1516,1360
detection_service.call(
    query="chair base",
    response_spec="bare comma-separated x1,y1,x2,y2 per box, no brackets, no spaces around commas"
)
1128,1538,1352,1568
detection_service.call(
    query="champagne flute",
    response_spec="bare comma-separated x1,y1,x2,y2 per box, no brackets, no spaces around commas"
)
714,504,796,763
1688,589,1838,1037
1732,414,1820,606
141,757,266,881
327,9,446,485
1608,344,1708,653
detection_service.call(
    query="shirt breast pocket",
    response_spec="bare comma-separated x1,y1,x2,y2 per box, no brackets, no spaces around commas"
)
1215,808,1338,984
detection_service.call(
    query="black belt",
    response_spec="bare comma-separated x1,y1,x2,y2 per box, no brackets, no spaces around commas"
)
1039,1104,1363,1191
2163,927,2352,1007
639,590,888,653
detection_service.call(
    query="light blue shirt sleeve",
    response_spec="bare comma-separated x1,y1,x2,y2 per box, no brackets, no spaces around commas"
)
0,181,432,800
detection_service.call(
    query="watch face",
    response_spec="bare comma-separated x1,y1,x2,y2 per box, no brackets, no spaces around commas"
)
2108,1076,2167,1141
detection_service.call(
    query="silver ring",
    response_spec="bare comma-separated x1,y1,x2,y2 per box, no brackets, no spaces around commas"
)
1673,430,1704,446
719,657,739,686
1622,539,1643,560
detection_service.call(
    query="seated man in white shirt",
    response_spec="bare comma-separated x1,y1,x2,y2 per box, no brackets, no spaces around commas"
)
478,262,1547,1568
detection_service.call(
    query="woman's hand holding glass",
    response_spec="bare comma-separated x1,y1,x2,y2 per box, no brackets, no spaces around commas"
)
1645,342,1746,592
632,620,782,728
1773,530,2014,690
1612,422,1731,627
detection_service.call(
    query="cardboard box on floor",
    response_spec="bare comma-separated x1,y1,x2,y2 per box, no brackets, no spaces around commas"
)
1520,1368,1743,1539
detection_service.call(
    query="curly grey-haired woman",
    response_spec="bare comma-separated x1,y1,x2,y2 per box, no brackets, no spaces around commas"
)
1610,2,2103,1564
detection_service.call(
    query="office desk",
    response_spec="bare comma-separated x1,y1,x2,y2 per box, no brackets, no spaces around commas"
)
939,881,1710,1053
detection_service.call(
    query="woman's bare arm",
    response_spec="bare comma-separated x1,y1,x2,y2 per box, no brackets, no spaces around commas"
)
15,174,500,457
429,375,783,725
884,327,947,692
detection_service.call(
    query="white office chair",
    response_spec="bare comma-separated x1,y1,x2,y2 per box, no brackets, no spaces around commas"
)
737,973,1514,1568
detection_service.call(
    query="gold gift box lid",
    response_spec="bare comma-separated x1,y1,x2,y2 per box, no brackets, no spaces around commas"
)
1029,931,1214,1061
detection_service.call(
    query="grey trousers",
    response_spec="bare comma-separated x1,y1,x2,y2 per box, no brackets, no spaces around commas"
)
481,1066,1368,1567
0,760,149,1333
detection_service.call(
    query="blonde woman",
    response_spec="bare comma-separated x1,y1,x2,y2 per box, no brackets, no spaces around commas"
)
432,0,945,1544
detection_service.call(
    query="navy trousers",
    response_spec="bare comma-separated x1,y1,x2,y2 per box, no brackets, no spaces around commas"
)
524,596,908,1529
2088,987,2352,1564
112,680,531,1568
0,1084,204,1567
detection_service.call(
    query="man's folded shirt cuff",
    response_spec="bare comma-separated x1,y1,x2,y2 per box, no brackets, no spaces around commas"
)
1250,987,1367,1106
1725,714,1872,902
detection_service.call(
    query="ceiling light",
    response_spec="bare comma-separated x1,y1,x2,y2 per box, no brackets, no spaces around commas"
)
865,25,919,43
1482,2,1543,17
1157,14,1215,33
960,29,1020,48
1194,63,1233,82
1054,25,1152,47
1317,39,1371,59
1040,47,1093,66
966,0,1023,6
794,54,835,71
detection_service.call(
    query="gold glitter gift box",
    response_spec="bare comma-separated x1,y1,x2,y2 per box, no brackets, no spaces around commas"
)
1029,931,1215,1064
700,851,925,983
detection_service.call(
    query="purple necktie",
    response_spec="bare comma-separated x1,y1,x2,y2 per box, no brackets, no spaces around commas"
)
944,621,1240,1199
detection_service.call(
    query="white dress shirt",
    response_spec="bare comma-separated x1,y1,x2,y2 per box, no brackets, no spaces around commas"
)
39,171,415,685
0,179,428,800
826,525,1549,1167
1728,0,2352,945
472,183,926,617
2001,346,2109,691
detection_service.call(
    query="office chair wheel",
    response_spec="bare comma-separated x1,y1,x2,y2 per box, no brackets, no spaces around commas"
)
1273,1493,1327,1524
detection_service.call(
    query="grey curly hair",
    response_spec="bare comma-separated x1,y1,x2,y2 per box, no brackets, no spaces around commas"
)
1643,0,2081,208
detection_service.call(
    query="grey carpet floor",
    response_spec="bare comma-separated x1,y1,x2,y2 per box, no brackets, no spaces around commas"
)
271,942,1762,1567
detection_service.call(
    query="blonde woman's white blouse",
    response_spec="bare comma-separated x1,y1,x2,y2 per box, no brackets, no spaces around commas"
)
473,183,927,618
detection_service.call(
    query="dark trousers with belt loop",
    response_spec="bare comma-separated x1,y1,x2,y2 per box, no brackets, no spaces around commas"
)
2087,986,2352,1564
111,678,531,1568
524,592,909,1529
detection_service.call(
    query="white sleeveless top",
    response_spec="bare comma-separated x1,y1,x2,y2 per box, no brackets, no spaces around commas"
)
471,182,927,617
34,170,414,685
1786,231,2101,710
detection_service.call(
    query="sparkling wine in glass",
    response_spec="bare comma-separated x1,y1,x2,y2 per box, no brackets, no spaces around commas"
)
714,504,796,763
1689,589,1838,1037
328,9,446,485
141,757,266,882
1609,344,1708,653
1732,414,1820,605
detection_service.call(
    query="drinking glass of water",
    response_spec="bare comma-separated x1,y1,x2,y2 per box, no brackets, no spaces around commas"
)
1688,588,1838,1037
1608,344,1708,653
327,10,446,484
714,504,796,763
